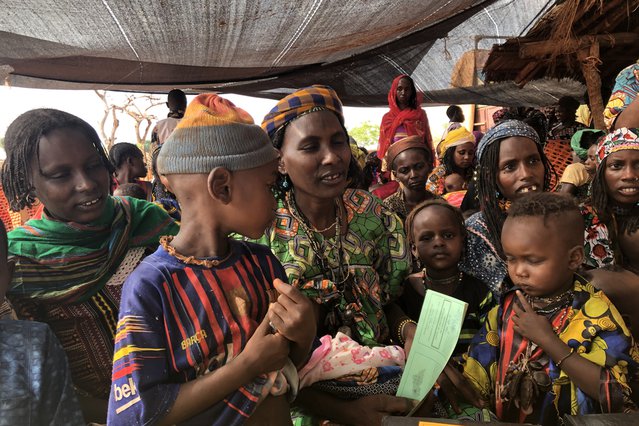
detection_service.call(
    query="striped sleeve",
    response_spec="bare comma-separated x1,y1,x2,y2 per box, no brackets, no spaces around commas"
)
107,267,178,425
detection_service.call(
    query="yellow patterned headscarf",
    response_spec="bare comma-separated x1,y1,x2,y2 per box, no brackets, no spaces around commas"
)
437,127,475,158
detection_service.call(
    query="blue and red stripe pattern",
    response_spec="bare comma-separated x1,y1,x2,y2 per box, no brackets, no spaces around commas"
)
107,239,286,425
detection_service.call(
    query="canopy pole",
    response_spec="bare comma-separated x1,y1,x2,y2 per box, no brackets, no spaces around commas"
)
577,40,605,130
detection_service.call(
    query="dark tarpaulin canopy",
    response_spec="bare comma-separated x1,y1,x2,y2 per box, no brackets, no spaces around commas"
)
1,0,554,106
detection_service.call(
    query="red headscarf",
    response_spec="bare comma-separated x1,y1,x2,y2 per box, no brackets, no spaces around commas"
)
377,75,433,160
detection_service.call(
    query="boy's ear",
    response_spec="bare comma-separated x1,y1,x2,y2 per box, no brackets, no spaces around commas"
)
207,167,233,204
159,175,173,193
410,243,418,259
567,245,584,271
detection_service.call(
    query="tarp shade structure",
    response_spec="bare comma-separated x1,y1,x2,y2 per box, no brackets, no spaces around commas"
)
423,78,587,107
1,0,552,106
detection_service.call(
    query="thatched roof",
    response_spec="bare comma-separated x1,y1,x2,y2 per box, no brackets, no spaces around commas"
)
484,0,639,97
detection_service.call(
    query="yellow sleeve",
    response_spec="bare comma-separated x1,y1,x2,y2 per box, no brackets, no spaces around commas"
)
560,163,589,186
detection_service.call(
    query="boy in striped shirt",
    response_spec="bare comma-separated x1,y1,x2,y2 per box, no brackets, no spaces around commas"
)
107,94,315,425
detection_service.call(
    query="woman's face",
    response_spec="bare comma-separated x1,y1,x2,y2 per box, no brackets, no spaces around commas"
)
279,110,351,201
495,136,545,201
584,144,598,175
604,150,639,206
453,142,475,170
128,155,148,180
392,148,430,191
31,128,111,224
395,78,414,109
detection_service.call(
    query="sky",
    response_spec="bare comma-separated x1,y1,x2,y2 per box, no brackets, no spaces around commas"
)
0,86,453,152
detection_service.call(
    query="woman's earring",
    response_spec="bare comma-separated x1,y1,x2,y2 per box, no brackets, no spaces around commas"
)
495,189,501,198
282,174,290,190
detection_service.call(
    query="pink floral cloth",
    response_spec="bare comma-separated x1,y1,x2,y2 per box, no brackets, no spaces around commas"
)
298,332,405,389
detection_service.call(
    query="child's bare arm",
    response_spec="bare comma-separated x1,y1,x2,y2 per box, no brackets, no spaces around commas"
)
511,291,601,399
267,279,316,367
158,315,289,426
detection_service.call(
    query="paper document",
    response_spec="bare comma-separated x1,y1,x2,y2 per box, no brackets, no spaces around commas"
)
397,290,468,401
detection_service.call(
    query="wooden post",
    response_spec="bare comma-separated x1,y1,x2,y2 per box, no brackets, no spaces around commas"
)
577,39,605,130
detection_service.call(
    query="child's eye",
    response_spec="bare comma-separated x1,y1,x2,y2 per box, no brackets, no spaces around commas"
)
443,232,455,239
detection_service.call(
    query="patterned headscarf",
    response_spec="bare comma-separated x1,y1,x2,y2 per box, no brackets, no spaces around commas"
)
476,119,540,162
570,129,605,161
597,127,639,165
437,127,475,158
261,85,344,140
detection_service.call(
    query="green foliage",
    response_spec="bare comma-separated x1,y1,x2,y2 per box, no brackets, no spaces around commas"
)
348,121,379,149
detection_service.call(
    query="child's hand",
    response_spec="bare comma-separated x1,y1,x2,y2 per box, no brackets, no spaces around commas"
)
348,395,413,425
511,291,555,347
268,279,316,346
240,314,290,376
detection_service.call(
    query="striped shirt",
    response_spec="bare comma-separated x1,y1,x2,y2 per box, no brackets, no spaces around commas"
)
107,239,286,425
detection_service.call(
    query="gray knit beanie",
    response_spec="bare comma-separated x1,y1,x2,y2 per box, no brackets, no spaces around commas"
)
157,94,278,174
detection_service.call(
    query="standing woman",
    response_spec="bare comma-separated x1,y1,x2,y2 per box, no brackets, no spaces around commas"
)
382,135,437,222
460,120,553,296
426,126,476,196
261,86,413,425
377,75,433,165
582,128,639,269
0,109,178,422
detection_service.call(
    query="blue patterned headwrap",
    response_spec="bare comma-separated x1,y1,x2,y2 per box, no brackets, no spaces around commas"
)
476,120,541,162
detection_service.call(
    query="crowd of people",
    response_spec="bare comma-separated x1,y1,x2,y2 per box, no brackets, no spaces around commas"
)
0,63,639,426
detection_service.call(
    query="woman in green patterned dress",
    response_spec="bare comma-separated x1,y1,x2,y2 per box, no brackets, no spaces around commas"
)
260,85,414,425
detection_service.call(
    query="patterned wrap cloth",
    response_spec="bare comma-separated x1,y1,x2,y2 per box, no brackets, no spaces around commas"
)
7,196,178,398
261,85,344,139
604,60,639,130
463,277,639,425
582,127,639,268
256,189,410,347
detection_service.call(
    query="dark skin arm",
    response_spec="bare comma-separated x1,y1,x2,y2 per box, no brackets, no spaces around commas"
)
613,96,639,130
267,279,316,367
511,291,601,400
158,315,290,426
384,301,417,357
295,388,412,426
558,183,577,196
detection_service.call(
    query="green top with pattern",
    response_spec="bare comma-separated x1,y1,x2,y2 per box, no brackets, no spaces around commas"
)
256,188,410,346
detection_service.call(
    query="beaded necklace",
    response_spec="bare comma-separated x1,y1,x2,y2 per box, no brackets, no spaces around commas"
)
285,190,357,337
422,268,463,290
160,235,233,267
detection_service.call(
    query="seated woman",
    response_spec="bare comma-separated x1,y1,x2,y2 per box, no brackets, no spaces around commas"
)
460,120,553,297
109,142,152,200
558,129,603,201
0,109,179,423
260,85,414,425
382,135,436,222
426,127,476,196
377,75,433,166
582,128,639,269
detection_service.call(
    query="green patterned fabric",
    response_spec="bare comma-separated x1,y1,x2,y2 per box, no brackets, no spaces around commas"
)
256,188,410,347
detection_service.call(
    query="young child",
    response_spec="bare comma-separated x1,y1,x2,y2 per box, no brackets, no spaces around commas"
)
113,182,147,200
107,94,316,425
444,173,465,193
401,199,491,357
109,142,152,200
559,129,603,200
0,220,85,425
442,173,467,208
462,192,638,425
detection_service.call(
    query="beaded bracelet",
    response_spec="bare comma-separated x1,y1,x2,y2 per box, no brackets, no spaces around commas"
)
556,348,574,368
396,318,417,345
